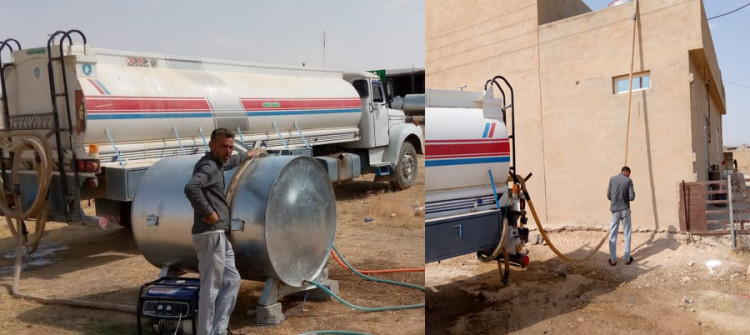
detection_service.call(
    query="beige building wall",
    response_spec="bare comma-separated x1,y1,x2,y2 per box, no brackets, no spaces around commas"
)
427,0,725,230
426,0,572,222
537,0,591,25
729,148,750,176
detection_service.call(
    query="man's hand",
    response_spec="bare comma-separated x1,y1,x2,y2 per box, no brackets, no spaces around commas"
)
247,148,267,159
202,211,219,224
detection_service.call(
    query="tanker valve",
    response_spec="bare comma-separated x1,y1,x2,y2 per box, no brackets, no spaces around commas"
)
520,215,528,226
76,159,101,173
88,144,99,159
508,254,530,268
518,227,529,243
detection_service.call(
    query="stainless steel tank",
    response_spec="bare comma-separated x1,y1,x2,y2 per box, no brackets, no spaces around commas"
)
131,155,336,287
391,94,425,115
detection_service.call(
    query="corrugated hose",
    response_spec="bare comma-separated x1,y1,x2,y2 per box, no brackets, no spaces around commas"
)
0,131,136,313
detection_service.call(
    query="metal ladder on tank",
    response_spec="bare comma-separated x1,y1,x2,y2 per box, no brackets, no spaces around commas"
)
0,38,23,202
484,75,517,177
0,38,22,131
45,30,87,222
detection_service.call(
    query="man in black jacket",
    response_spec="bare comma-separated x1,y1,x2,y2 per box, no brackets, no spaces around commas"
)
607,166,636,266
184,128,260,335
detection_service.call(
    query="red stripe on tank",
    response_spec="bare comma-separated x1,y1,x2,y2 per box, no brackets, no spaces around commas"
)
426,140,510,159
240,98,361,110
85,97,211,113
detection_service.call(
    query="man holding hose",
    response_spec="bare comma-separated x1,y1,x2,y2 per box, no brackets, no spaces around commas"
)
607,166,635,266
184,128,261,335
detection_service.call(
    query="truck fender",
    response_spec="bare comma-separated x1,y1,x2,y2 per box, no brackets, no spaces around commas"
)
383,123,424,167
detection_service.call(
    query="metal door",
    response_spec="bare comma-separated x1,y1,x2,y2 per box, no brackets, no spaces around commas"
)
371,80,389,147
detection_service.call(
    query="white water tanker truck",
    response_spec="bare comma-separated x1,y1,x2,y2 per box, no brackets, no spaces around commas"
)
425,76,530,285
0,30,423,228
0,30,424,329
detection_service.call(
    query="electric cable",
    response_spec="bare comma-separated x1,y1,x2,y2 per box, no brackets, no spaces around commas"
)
330,245,424,292
726,80,750,89
708,2,750,20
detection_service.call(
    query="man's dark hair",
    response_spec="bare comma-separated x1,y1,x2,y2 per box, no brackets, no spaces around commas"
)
210,128,235,141
622,166,631,173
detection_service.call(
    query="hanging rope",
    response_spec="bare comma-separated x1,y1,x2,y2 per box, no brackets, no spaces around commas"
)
624,0,640,166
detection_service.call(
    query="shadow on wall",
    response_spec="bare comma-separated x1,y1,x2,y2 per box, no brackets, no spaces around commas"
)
630,11,661,256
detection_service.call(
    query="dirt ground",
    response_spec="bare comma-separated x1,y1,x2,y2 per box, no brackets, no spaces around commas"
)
0,157,425,335
426,228,750,335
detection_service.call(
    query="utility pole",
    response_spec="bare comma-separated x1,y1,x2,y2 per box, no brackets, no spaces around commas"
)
322,31,327,67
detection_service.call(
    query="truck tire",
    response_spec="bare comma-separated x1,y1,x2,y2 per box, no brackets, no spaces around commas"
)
390,142,417,190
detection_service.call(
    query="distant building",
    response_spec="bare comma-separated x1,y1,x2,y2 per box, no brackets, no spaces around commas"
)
386,68,425,97
726,147,750,176
427,0,725,229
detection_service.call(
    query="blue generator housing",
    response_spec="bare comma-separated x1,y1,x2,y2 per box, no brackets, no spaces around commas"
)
137,277,200,335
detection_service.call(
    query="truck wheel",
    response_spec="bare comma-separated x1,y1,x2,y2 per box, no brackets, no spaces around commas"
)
390,142,417,190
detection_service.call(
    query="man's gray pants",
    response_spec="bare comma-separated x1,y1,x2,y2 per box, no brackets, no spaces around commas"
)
193,232,241,335
609,209,632,263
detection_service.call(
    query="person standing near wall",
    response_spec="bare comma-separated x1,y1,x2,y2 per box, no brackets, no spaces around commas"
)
607,166,635,266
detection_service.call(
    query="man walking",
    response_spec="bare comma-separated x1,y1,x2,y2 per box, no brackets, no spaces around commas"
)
184,128,259,335
607,166,635,266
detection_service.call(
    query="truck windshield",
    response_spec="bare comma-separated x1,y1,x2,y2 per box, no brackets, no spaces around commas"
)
353,80,369,98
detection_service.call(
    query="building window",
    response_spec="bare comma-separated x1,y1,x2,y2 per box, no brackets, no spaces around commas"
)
613,71,650,94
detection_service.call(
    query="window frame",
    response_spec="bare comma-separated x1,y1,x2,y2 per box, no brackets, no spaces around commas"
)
613,71,651,94
352,80,370,99
372,80,385,103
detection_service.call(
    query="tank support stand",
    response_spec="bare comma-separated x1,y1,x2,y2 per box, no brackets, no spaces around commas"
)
155,265,339,326
158,265,185,278
255,266,339,325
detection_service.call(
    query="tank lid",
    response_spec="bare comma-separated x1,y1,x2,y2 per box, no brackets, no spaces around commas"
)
608,0,634,7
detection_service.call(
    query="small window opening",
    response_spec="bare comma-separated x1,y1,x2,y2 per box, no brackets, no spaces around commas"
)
613,71,651,94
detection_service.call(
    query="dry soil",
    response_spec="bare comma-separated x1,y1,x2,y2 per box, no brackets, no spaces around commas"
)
0,157,425,335
426,228,750,334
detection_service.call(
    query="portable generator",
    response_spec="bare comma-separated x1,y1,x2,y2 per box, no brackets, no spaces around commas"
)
137,277,200,335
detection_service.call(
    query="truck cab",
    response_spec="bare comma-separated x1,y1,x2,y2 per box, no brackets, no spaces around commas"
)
343,72,423,189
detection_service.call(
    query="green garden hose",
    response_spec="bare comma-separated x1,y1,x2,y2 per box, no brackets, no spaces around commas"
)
304,245,425,312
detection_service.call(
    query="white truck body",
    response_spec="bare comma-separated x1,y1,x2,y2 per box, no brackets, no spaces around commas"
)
0,34,423,225
425,84,521,263
425,90,510,220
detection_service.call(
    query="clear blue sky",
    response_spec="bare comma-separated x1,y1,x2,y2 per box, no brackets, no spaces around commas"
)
0,0,425,71
583,0,750,145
